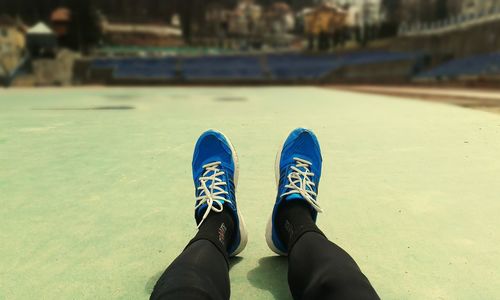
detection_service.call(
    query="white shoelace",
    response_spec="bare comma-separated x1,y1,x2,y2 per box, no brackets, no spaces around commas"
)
280,157,323,213
195,161,231,228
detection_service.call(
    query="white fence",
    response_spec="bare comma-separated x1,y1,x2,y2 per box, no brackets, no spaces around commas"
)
398,6,500,37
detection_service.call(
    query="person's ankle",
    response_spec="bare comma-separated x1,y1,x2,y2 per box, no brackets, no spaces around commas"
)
276,200,316,249
192,209,235,256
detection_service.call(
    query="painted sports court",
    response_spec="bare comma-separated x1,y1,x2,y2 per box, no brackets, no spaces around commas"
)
1,87,499,299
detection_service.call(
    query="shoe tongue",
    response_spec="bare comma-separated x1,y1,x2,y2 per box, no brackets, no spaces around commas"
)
196,203,209,217
284,193,304,202
196,170,228,218
201,169,226,192
196,200,230,222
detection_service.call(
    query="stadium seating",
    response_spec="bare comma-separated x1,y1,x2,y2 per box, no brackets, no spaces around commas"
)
89,51,423,82
266,52,422,80
92,58,177,79
266,54,341,80
417,52,500,79
181,56,263,80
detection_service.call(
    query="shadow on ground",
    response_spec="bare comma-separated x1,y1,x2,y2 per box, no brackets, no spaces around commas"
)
145,270,163,295
230,256,244,270
247,256,291,300
32,106,135,111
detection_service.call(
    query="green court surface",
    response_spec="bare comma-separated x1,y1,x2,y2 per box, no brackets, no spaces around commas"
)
1,87,500,299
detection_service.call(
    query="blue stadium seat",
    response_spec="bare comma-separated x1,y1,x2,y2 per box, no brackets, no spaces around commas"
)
91,57,178,80
181,56,264,80
417,53,500,79
267,52,421,80
90,51,422,82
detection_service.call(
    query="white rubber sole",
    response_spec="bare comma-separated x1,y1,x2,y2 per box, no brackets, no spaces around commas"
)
265,137,288,256
213,130,248,257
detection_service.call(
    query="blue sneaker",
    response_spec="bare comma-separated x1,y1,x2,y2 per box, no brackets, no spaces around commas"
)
266,128,323,255
192,130,248,257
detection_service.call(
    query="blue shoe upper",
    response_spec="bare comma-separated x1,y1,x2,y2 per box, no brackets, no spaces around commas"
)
192,130,240,255
272,128,323,253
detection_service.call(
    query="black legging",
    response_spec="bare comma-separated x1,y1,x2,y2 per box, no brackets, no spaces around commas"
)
151,232,379,300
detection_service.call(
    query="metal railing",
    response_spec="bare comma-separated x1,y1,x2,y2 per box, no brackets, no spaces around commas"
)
398,6,500,36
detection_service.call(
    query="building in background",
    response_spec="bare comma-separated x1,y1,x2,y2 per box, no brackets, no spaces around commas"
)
353,0,382,44
261,2,295,47
100,16,182,47
460,0,499,15
51,7,71,47
231,0,263,36
382,0,500,26
202,0,297,50
335,0,382,25
0,15,26,77
303,2,347,50
26,22,57,57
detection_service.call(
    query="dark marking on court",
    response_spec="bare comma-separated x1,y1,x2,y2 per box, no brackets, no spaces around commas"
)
32,106,135,111
214,97,248,102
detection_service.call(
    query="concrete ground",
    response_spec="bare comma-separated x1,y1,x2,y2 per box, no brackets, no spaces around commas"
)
1,87,500,299
335,85,500,114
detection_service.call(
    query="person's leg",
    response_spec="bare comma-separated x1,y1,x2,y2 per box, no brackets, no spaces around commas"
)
266,128,379,300
277,201,379,300
150,211,233,300
151,130,248,300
